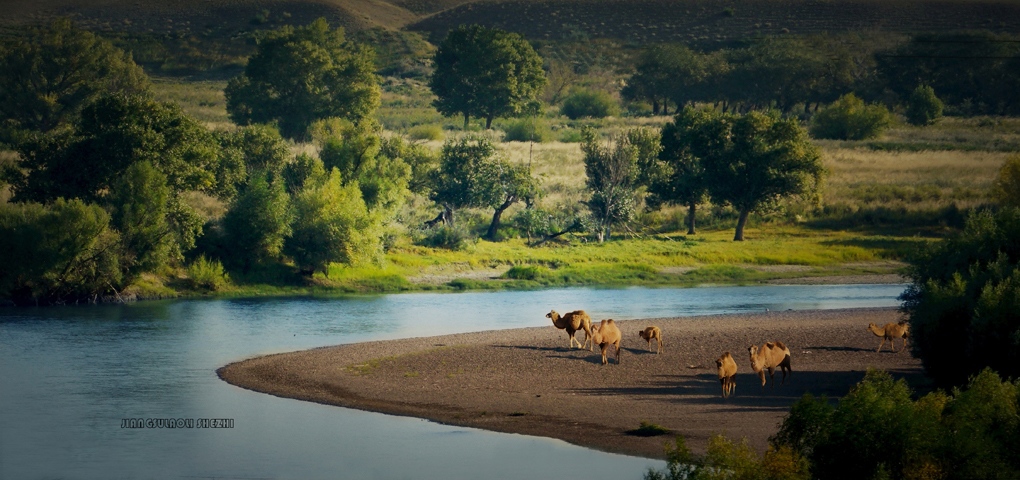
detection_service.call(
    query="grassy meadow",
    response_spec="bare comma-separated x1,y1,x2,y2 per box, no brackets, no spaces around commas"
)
139,75,1018,296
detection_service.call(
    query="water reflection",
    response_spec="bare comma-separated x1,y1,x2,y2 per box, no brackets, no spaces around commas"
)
0,284,905,479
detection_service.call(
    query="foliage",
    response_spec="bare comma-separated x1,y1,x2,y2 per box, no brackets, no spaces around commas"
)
645,435,810,480
216,124,291,188
992,155,1020,208
407,124,444,141
107,161,175,280
878,32,1020,116
0,199,121,305
901,208,1020,388
285,170,380,275
379,136,437,195
810,94,893,140
501,118,552,143
318,119,411,215
772,369,1020,480
282,153,326,196
186,255,230,291
580,127,640,242
560,88,619,120
476,155,539,240
429,24,546,129
677,107,823,241
652,111,710,234
418,224,471,251
626,421,671,437
622,44,718,115
0,18,150,137
905,85,944,127
225,18,380,140
428,136,496,226
221,174,292,273
11,94,222,203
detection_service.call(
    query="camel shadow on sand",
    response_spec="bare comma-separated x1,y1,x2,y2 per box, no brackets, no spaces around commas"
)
567,367,931,411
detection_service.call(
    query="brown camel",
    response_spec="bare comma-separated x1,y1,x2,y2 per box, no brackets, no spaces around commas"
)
589,319,622,365
748,341,792,391
546,310,594,350
868,321,910,353
638,326,663,354
715,352,737,398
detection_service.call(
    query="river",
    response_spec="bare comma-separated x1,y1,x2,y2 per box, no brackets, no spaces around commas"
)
0,284,906,479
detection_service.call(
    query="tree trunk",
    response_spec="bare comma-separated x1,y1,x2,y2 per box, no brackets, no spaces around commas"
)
652,100,660,115
463,113,470,130
486,197,515,240
734,209,750,241
485,114,494,130
445,205,455,227
686,202,697,235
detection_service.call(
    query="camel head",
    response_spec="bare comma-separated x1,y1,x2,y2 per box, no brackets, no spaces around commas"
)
748,345,760,370
546,310,559,322
715,358,723,368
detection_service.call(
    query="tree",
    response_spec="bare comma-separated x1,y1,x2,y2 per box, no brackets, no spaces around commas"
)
107,161,173,279
688,109,822,241
317,119,410,215
429,136,496,227
810,93,892,141
993,155,1020,208
901,208,1020,388
0,18,150,138
217,124,291,186
0,199,121,305
622,44,716,115
285,170,379,275
905,85,944,126
221,174,292,273
225,18,380,140
581,127,640,242
651,110,710,234
430,25,546,129
11,94,222,203
477,157,539,241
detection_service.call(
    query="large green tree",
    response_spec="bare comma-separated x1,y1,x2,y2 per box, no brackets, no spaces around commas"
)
0,19,149,138
581,127,640,242
221,175,292,273
225,18,380,140
650,112,710,235
317,119,411,215
681,108,822,241
430,25,546,129
285,170,379,275
0,199,121,305
11,94,222,203
622,44,718,115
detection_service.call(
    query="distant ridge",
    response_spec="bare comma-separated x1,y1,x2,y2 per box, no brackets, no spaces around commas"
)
1,0,1017,44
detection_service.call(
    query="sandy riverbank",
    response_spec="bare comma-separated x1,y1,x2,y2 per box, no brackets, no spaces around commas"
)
218,307,925,459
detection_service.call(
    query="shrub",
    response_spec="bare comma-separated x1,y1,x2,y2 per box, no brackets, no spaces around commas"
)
901,208,1020,388
561,88,619,120
186,256,230,291
407,124,444,141
810,93,892,140
772,369,1020,480
419,224,471,250
501,118,552,142
559,128,584,143
645,435,810,480
993,154,1020,207
905,85,944,126
503,265,544,280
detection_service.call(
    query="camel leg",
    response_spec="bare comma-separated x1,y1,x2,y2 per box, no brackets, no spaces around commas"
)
657,338,663,354
876,339,886,353
768,367,776,390
615,343,622,364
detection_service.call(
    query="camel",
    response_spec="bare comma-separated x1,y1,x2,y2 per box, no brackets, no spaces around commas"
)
638,326,663,354
589,319,622,365
546,310,593,350
748,341,792,391
715,352,737,398
868,321,910,353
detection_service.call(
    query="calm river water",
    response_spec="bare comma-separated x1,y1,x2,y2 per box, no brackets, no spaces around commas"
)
0,284,906,480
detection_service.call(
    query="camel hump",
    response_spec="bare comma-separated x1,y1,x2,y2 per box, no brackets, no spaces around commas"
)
773,340,787,350
765,341,776,349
